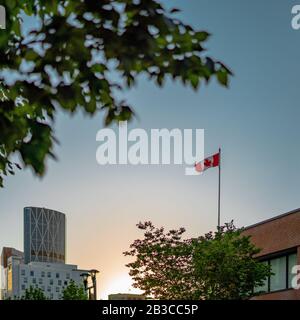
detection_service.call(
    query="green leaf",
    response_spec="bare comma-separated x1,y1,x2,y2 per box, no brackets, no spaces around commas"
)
189,74,200,89
195,31,210,42
0,0,232,187
217,70,229,87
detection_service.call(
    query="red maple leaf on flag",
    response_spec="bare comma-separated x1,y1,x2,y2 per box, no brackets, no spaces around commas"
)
195,152,220,173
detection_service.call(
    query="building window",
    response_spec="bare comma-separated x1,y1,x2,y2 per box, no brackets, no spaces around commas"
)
30,271,34,277
56,273,60,278
255,251,297,294
66,273,70,279
21,284,26,290
50,279,53,285
56,287,59,292
47,286,51,292
23,277,28,283
41,271,45,277
47,272,51,278
270,256,286,291
39,278,43,285
21,269,25,276
58,280,62,286
32,278,36,284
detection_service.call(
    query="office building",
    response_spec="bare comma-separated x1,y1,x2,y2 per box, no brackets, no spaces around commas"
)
24,207,66,264
1,207,94,300
2,256,82,300
1,247,24,268
244,208,300,299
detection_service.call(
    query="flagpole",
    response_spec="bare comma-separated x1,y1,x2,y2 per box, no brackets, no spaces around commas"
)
218,147,221,229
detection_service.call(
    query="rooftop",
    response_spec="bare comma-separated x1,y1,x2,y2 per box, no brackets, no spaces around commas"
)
244,208,300,230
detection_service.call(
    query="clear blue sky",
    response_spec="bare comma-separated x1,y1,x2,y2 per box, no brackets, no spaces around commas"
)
1,0,300,298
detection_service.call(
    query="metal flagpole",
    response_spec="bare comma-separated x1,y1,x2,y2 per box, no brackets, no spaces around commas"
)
218,147,221,229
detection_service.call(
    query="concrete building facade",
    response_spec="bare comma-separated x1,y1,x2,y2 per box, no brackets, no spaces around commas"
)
3,256,82,300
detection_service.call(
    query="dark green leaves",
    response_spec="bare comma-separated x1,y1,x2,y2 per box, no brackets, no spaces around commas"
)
124,221,271,300
62,280,88,300
19,122,54,176
195,31,210,42
0,0,232,186
103,104,134,126
217,70,228,86
20,286,47,300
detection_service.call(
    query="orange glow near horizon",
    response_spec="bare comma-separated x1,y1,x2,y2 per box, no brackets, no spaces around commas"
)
100,273,142,300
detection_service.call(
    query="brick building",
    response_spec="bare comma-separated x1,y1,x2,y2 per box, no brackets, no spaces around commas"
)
244,208,300,299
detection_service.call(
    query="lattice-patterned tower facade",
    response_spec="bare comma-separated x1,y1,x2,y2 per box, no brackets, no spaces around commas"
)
24,207,66,264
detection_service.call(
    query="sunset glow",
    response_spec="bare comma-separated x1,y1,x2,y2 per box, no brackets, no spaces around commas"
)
100,273,142,300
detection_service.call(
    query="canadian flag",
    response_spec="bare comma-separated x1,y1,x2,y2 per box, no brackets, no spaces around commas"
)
195,152,220,173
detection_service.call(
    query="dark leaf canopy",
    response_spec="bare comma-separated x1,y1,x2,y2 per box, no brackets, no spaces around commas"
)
0,0,232,186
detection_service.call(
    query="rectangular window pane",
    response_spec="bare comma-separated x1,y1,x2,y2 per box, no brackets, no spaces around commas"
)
288,253,297,289
254,261,269,293
270,256,286,292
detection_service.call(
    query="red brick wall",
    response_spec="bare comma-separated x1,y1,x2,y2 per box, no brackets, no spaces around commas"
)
243,210,300,300
252,289,300,300
243,210,300,256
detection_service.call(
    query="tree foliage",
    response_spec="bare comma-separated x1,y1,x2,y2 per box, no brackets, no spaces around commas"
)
21,286,47,300
0,0,232,187
62,280,88,300
124,221,270,300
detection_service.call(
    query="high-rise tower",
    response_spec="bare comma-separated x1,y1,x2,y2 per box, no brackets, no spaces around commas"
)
24,207,66,264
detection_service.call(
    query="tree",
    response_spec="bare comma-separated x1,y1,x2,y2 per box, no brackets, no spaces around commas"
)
124,221,271,300
0,0,232,187
192,222,271,300
62,280,88,300
21,286,47,300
